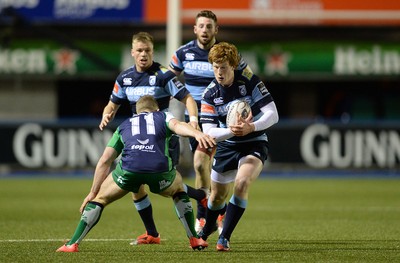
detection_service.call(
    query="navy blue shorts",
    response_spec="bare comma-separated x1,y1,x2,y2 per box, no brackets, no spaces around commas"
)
213,140,269,173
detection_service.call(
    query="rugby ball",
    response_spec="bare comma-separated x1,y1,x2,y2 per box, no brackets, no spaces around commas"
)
226,100,251,126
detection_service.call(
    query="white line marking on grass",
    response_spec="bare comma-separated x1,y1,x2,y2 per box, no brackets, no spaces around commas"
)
0,238,158,243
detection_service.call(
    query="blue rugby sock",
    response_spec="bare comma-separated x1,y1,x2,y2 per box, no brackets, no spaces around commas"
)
203,203,226,237
134,195,158,237
220,195,247,241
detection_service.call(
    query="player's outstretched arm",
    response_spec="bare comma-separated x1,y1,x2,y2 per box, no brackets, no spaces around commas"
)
79,147,118,213
99,101,120,131
168,118,215,149
179,94,200,130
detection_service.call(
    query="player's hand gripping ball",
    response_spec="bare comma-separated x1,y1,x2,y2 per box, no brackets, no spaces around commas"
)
226,100,251,126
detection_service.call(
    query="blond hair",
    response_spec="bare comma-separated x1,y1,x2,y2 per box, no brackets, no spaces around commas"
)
132,32,154,47
136,95,159,113
208,42,239,68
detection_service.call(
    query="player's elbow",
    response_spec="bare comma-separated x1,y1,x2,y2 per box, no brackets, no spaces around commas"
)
268,102,279,125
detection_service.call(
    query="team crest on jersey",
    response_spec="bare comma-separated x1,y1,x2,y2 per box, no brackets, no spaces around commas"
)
239,85,247,96
185,53,195,60
149,76,156,86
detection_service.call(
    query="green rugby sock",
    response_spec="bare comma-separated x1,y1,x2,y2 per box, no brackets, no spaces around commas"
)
66,202,103,245
173,192,196,237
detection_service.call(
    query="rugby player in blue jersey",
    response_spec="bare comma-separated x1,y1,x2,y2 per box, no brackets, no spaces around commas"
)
57,95,215,252
98,32,206,245
169,10,250,233
199,42,279,251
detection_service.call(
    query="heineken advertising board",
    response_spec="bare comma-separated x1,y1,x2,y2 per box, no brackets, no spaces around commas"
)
1,40,399,78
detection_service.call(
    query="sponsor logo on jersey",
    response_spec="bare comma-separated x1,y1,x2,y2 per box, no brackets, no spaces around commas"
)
200,117,214,122
132,138,155,152
256,82,269,96
241,66,253,80
213,97,224,105
185,61,213,72
185,53,195,60
123,78,132,85
137,139,149,144
149,76,156,86
131,144,155,151
172,78,184,89
239,85,247,96
131,143,155,151
125,87,156,96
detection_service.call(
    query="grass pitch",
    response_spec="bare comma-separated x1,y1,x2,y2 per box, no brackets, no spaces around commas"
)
0,176,399,262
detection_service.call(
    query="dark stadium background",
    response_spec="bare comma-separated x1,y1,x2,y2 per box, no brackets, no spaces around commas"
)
0,1,399,174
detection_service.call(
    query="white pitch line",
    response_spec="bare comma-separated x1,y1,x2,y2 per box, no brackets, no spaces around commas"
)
0,238,137,243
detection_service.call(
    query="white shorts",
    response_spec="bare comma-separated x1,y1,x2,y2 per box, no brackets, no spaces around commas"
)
210,169,237,184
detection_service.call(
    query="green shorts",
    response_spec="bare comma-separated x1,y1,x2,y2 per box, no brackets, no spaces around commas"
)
112,163,176,194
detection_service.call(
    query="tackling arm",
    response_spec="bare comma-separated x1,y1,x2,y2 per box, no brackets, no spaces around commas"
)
99,101,120,131
79,146,118,213
168,118,215,149
180,94,199,128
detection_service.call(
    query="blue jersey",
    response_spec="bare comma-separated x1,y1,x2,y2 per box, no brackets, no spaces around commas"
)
108,111,175,173
200,67,274,143
169,40,248,104
111,62,190,113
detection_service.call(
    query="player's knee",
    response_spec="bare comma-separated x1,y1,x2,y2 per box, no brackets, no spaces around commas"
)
194,158,209,174
234,178,250,194
209,192,226,206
